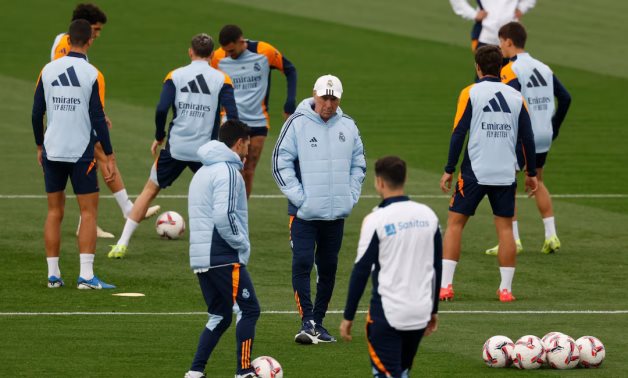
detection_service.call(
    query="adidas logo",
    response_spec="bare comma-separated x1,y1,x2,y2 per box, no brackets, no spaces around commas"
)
482,91,511,113
51,66,80,87
526,68,548,88
309,137,318,143
181,74,211,94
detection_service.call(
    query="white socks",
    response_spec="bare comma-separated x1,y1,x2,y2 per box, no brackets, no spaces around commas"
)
512,221,520,241
543,217,557,239
117,219,139,247
47,257,60,278
113,189,134,218
499,267,515,291
441,259,458,288
79,253,95,280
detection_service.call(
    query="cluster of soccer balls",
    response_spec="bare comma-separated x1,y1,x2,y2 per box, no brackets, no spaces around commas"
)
483,332,605,370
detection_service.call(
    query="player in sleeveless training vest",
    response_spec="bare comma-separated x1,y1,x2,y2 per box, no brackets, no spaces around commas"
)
185,120,261,378
212,25,297,198
340,156,441,378
483,22,572,256
51,3,160,238
107,34,238,259
33,19,116,289
439,45,538,302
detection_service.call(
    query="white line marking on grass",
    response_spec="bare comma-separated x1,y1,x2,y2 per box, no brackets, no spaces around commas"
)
1,194,627,200
2,310,628,316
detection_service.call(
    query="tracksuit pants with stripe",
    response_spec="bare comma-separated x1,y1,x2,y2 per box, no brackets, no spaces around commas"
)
290,217,345,325
367,301,426,378
190,263,260,374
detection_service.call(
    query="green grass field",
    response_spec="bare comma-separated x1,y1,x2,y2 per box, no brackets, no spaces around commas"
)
1,0,627,376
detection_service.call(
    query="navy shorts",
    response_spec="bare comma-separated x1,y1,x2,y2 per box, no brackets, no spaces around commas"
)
42,157,99,194
517,148,548,170
249,127,268,138
449,176,517,218
150,149,202,189
367,302,426,378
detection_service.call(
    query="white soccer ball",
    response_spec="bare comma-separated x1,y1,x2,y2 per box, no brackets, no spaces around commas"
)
482,335,514,368
546,334,580,369
576,336,605,368
252,356,283,378
155,211,185,239
542,331,565,347
512,335,545,369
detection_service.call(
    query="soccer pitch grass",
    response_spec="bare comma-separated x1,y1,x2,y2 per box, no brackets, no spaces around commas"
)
1,0,627,376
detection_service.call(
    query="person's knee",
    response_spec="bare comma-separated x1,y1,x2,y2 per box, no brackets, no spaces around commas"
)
206,310,232,331
47,207,64,221
292,255,314,273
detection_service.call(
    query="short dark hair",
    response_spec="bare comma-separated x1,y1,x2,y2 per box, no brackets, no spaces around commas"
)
191,33,214,58
219,120,250,148
68,19,93,47
375,156,406,189
72,3,107,25
498,22,527,49
219,24,243,46
475,45,503,77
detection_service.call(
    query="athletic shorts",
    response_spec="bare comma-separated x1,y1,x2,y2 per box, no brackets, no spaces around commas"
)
249,126,268,138
42,157,99,194
149,149,202,189
517,149,548,170
449,176,517,218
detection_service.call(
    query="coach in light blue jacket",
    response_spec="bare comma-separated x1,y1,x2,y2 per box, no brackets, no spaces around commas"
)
272,74,366,345
186,120,262,377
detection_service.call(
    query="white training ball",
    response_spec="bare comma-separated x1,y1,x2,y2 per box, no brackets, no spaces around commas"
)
576,336,605,368
482,335,514,368
546,334,580,369
542,331,565,347
155,211,185,239
512,335,545,369
252,356,283,378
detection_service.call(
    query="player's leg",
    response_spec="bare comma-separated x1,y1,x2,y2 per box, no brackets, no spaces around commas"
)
290,216,319,344
188,268,234,375
233,265,261,376
488,183,517,301
242,130,267,198
42,158,69,288
400,328,426,377
535,154,561,253
312,218,344,342
108,178,160,258
367,303,404,378
94,141,161,220
109,150,184,258
72,161,115,289
441,176,477,300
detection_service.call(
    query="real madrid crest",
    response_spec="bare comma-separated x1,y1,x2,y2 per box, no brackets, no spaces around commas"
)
327,79,333,87
339,132,346,142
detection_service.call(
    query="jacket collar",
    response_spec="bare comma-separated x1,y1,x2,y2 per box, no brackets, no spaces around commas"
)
379,195,410,208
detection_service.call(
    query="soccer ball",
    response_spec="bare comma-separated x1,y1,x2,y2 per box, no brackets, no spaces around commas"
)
546,335,580,369
155,211,185,239
542,331,565,347
482,335,514,367
512,335,545,369
576,336,605,368
252,356,283,378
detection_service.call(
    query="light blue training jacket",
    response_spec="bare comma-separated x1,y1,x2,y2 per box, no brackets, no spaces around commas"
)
272,97,366,221
188,140,249,271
